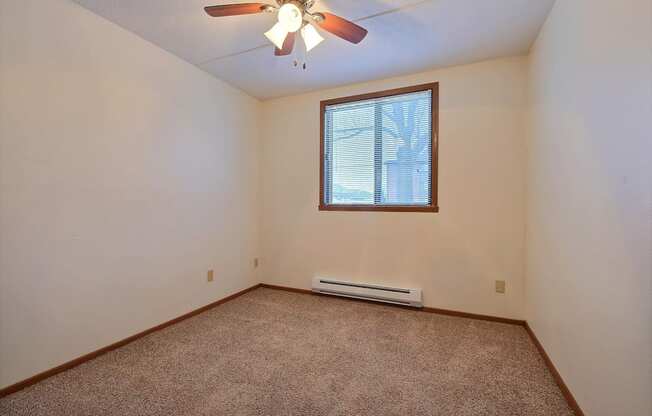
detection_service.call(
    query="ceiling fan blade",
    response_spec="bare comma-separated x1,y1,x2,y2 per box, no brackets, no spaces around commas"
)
204,3,268,17
316,12,368,44
274,32,296,56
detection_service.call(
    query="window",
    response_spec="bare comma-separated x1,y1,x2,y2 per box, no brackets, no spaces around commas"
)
319,83,439,212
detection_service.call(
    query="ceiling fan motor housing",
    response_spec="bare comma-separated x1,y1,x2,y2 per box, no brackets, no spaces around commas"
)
277,0,317,15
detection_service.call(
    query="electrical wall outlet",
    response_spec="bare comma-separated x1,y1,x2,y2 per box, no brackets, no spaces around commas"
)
253,258,259,268
207,270,214,282
495,280,506,294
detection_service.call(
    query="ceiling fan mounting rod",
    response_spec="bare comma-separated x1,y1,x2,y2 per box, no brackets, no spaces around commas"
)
275,0,314,11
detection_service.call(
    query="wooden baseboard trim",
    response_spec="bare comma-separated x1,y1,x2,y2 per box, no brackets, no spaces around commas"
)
262,283,582,414
421,306,525,326
0,283,261,398
524,322,584,416
1,282,584,416
260,283,525,326
259,283,313,295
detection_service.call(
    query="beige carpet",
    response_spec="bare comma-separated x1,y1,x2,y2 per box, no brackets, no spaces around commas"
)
0,288,573,415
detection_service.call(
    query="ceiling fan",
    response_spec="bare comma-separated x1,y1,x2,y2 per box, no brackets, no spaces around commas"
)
204,1,368,56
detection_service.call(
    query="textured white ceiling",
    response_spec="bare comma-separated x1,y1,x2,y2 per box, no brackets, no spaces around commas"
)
73,0,554,99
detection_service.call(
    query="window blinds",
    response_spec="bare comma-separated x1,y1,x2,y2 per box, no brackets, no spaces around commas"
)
323,89,433,206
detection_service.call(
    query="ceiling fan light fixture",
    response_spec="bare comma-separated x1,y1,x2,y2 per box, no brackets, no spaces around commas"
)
301,23,324,52
204,2,368,58
277,3,303,33
264,21,289,49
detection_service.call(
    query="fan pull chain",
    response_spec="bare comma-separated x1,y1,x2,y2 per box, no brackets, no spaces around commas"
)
293,42,308,70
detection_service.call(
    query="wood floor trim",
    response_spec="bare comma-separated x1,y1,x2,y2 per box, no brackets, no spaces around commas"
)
0,283,262,398
260,283,313,295
260,283,526,325
524,322,585,416
261,283,583,415
421,306,525,325
1,282,585,416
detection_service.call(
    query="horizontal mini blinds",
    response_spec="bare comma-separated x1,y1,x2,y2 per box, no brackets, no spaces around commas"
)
323,89,432,206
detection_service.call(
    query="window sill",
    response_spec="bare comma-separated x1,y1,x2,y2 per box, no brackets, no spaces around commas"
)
318,204,439,213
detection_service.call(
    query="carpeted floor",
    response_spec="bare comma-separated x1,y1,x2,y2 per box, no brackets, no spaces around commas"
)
0,287,574,415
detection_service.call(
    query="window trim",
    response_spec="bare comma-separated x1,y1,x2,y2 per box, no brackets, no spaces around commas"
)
319,82,439,213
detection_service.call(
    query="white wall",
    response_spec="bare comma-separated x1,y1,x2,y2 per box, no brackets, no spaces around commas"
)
260,57,528,320
0,0,261,388
526,0,652,415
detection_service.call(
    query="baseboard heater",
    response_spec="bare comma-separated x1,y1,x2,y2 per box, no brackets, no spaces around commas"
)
312,277,423,308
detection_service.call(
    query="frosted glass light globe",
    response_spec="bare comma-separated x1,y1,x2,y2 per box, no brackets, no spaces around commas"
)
264,22,289,49
277,3,303,33
301,23,324,51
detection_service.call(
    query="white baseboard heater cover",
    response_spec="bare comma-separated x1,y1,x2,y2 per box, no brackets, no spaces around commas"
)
312,277,423,308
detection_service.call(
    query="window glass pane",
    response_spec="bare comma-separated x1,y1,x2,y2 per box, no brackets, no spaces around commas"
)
323,88,432,207
380,92,431,205
330,104,375,204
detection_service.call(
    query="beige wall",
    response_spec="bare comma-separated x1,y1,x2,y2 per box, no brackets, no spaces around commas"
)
260,57,528,320
525,0,652,415
3,1,650,410
0,0,261,388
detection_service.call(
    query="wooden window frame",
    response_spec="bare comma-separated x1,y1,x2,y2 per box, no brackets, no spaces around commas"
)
319,82,439,213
